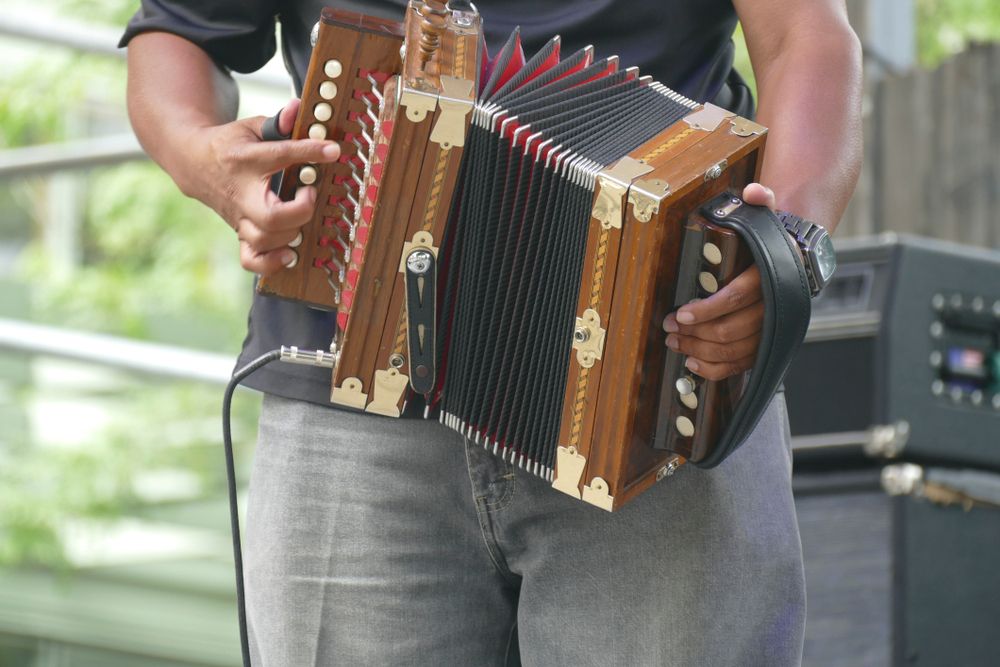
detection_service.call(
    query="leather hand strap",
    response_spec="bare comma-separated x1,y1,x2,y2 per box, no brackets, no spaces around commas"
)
694,192,812,468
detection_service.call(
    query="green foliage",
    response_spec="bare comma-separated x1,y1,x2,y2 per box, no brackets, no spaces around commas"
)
917,0,1000,67
732,23,757,100
0,378,260,570
0,0,258,571
21,161,253,348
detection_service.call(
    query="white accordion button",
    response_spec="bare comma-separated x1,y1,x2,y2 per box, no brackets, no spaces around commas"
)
314,102,333,122
699,272,719,294
299,165,318,185
285,250,299,268
703,242,722,265
288,231,303,248
308,123,328,140
324,59,343,79
319,81,339,100
680,392,698,410
676,416,695,438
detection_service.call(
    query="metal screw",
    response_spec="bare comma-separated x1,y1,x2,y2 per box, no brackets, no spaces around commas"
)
731,197,741,204
389,353,405,368
715,209,726,217
704,164,722,181
455,16,472,26
407,250,432,274
656,461,678,482
574,327,590,344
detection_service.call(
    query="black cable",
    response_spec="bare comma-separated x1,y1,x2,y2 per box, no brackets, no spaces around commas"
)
223,349,282,667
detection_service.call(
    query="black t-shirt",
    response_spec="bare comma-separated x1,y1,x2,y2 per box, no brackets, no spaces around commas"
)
122,0,751,408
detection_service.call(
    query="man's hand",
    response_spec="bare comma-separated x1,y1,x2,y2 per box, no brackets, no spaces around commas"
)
182,100,341,276
662,183,776,381
126,32,341,277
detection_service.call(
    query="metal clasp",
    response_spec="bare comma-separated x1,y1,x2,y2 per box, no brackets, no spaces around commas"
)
628,178,670,223
400,77,439,123
430,75,475,149
592,157,654,229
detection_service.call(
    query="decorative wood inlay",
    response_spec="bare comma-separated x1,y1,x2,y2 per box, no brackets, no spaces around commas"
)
638,128,695,163
421,146,451,232
568,366,591,449
588,226,611,310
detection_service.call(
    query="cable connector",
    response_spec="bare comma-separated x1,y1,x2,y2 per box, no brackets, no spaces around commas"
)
279,345,337,368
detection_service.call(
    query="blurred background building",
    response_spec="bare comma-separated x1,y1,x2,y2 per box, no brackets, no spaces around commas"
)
0,0,997,665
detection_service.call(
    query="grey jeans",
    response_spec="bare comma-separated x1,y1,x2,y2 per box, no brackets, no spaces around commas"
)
245,393,805,666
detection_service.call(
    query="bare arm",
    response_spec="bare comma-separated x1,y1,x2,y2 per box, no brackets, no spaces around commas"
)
664,0,863,380
127,31,341,276
740,0,863,232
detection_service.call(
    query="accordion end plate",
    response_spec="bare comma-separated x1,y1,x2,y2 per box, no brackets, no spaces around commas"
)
331,377,368,410
552,446,586,499
581,477,615,512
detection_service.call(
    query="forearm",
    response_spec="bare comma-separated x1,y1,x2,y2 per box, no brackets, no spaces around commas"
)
127,31,239,196
753,26,864,234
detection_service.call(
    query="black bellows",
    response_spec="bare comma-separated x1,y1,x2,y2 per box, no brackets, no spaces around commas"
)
435,35,694,478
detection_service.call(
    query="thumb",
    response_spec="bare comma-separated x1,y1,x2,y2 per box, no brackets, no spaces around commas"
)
742,182,776,210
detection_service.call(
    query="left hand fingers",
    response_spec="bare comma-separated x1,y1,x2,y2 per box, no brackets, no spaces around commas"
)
665,300,764,344
671,265,762,327
666,328,761,363
683,353,757,382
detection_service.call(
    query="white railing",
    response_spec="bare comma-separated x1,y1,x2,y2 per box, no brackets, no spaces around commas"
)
0,317,234,385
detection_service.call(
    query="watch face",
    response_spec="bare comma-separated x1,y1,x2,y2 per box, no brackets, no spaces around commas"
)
812,233,837,283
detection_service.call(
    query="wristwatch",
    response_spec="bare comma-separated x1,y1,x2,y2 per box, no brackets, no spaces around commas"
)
776,211,837,297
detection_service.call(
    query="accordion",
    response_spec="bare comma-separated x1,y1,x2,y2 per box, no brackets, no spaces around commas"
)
257,2,811,511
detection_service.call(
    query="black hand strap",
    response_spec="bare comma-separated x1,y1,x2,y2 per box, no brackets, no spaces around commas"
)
261,111,292,142
694,192,812,468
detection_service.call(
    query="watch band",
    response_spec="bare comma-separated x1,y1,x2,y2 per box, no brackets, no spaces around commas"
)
698,193,812,468
776,211,820,245
776,211,828,297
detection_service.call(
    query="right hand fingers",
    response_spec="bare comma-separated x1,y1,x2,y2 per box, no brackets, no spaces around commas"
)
239,240,298,277
240,183,318,238
238,137,341,176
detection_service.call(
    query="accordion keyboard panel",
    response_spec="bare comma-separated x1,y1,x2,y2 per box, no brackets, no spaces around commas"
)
256,10,405,311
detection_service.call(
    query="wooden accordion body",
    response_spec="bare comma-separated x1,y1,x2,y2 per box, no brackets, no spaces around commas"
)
258,2,768,511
